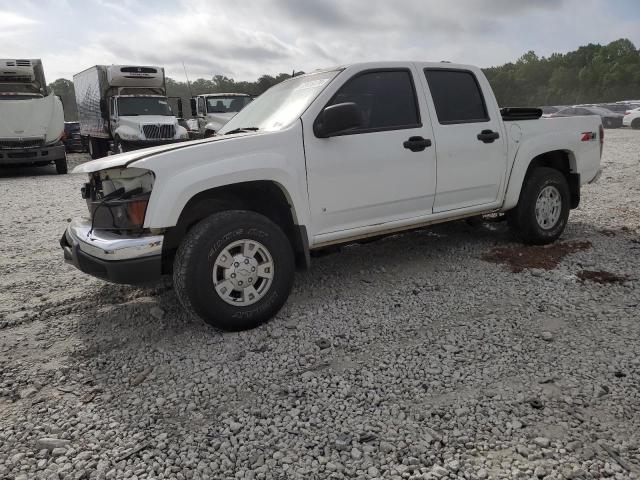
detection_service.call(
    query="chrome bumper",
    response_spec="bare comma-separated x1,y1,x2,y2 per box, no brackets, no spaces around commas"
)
64,218,163,261
61,218,164,284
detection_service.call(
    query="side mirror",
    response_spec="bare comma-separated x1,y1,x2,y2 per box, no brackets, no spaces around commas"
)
314,102,362,138
190,98,197,117
177,98,183,119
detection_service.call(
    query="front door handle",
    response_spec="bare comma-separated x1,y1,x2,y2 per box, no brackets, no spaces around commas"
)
403,136,432,152
477,130,500,143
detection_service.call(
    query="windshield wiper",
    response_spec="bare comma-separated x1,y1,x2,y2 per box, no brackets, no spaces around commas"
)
224,127,259,135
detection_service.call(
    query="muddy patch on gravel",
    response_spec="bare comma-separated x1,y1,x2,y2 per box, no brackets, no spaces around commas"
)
577,270,629,284
482,241,592,273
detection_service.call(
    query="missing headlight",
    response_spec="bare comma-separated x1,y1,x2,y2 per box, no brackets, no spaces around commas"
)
85,168,154,232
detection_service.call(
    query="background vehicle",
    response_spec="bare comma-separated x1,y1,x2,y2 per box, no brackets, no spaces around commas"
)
61,121,85,152
539,105,561,117
74,65,189,159
62,61,603,331
623,107,640,129
551,106,624,128
0,59,67,173
597,102,640,114
189,93,253,137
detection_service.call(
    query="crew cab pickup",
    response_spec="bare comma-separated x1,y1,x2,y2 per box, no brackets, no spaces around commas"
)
61,62,603,330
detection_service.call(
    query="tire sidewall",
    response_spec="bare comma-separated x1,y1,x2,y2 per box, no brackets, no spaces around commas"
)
182,214,294,330
632,118,640,130
523,170,570,242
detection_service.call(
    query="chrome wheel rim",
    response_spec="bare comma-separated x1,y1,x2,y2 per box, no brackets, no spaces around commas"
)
535,185,562,230
212,239,274,306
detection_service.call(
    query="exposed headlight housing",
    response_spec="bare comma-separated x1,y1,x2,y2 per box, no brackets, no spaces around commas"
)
81,167,154,232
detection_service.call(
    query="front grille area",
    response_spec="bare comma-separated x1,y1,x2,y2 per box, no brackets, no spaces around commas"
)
0,138,44,149
142,124,175,140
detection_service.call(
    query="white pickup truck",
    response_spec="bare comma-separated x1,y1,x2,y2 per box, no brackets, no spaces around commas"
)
61,62,603,330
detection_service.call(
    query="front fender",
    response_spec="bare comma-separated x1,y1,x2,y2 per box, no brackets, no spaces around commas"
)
204,121,223,134
136,123,310,230
113,125,142,141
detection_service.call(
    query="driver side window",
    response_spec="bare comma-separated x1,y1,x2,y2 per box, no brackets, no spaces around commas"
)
326,70,421,134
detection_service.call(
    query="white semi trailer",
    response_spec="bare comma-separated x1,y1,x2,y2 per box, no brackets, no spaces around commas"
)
0,59,67,173
74,65,188,159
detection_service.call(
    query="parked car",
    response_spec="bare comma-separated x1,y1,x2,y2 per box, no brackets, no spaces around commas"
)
61,121,84,152
539,106,559,117
623,107,640,129
61,61,603,330
593,103,640,114
551,106,623,128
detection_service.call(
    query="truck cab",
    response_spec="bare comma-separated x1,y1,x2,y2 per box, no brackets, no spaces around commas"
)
0,59,67,173
189,93,253,137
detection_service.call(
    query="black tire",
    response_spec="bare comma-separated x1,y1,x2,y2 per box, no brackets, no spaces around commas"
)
204,129,216,138
55,156,68,174
173,210,295,331
632,118,640,130
88,137,108,159
508,167,570,245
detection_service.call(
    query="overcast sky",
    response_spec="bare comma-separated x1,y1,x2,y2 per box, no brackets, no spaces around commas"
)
1,0,639,83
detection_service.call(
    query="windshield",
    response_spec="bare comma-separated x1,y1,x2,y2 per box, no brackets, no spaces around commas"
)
589,107,615,115
117,97,173,116
218,70,340,134
206,96,252,114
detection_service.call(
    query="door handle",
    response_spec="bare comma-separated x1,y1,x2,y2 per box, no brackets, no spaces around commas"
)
403,136,432,152
477,130,500,143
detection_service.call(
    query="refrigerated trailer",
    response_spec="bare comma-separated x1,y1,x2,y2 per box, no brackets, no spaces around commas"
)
0,59,67,173
74,65,188,159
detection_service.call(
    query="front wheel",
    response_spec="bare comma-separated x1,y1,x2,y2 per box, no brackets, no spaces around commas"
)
632,118,640,130
173,210,295,330
508,167,570,245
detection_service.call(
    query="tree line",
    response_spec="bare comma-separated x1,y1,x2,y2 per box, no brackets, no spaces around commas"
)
49,38,640,121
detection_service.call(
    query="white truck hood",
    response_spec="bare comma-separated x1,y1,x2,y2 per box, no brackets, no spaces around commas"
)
73,134,243,173
119,114,176,128
207,112,236,124
0,95,64,143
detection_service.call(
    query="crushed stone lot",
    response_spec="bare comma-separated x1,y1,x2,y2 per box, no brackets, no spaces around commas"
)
0,129,639,480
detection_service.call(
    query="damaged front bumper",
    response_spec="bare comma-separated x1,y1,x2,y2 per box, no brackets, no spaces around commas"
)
60,218,164,284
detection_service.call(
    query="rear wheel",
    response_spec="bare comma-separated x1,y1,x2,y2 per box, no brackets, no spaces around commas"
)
55,156,68,174
173,210,295,330
508,167,570,245
632,118,640,130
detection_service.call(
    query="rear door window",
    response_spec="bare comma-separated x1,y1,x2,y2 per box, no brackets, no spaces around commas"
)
424,69,489,124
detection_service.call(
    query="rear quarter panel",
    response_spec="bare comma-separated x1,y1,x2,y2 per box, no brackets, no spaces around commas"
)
502,115,602,211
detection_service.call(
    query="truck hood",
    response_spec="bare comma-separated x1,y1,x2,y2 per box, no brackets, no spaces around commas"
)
0,95,64,143
207,112,236,123
73,134,248,173
119,114,177,126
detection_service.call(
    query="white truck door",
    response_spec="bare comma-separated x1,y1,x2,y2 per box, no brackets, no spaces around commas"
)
419,67,508,213
303,67,437,235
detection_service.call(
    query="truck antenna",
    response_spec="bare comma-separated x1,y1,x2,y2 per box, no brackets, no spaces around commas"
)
182,62,193,97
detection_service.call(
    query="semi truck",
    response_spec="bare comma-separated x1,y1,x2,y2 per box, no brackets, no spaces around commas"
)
0,59,67,173
73,65,189,159
189,93,253,137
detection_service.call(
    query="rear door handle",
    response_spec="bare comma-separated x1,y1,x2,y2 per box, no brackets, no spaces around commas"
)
477,130,500,143
403,136,432,152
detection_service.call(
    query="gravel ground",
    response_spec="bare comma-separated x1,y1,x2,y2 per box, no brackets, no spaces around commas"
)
0,129,639,480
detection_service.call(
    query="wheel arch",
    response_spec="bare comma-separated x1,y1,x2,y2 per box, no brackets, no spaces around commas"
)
503,148,579,211
162,180,310,273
